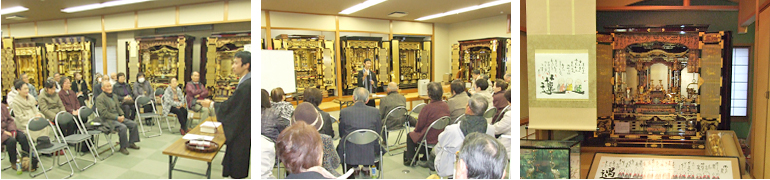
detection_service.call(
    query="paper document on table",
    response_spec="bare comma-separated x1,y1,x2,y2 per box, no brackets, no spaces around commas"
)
182,134,214,141
201,121,222,127
337,169,355,179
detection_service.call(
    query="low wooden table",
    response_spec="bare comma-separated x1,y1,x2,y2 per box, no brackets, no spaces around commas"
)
162,117,226,179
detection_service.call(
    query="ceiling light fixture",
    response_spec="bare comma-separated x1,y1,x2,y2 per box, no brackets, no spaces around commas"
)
339,0,387,15
62,0,153,13
1,6,29,15
415,0,511,21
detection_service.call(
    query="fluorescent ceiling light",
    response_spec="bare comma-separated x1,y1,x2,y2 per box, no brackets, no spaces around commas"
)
416,0,511,21
1,6,29,15
62,0,153,13
339,0,387,15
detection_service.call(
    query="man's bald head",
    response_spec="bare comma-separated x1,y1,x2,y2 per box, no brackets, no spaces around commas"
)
110,73,118,80
387,82,399,93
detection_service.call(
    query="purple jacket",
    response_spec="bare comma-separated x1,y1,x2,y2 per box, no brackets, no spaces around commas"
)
2,104,17,142
185,82,209,109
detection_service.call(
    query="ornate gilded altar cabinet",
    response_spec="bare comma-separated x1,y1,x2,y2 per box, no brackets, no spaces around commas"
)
591,25,731,149
340,36,390,95
202,32,251,102
272,34,336,97
452,37,510,83
135,35,194,89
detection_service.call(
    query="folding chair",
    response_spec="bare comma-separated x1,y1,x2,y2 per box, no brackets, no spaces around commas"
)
87,93,94,108
409,116,450,175
54,111,97,171
453,114,465,124
342,129,384,179
382,106,409,156
483,108,497,123
135,95,162,138
92,107,117,160
26,117,76,179
331,115,340,140
493,105,510,123
408,103,427,120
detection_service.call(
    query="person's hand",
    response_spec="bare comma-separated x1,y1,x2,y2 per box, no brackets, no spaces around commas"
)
195,94,200,98
124,96,131,100
118,116,125,122
35,114,43,118
77,92,83,96
370,80,374,85
4,131,11,137
72,109,79,116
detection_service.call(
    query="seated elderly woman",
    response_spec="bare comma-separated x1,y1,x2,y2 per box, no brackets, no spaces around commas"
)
277,121,338,179
9,80,48,141
163,78,189,135
261,89,288,141
292,102,341,176
270,87,295,122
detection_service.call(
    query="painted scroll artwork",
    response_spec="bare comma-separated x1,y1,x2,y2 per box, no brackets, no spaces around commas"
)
535,52,590,99
593,156,733,179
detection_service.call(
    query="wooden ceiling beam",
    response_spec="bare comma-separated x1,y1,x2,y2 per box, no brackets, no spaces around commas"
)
597,5,739,11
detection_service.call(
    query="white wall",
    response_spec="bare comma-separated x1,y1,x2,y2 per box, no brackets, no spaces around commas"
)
434,23,451,82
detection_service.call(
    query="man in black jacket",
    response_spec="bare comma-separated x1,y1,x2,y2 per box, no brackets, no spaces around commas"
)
357,58,378,107
215,51,251,179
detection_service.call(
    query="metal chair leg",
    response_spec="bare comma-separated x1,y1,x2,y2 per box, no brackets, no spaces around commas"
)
410,141,424,166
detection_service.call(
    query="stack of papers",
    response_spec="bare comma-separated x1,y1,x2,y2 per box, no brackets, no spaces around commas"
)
200,121,222,133
182,134,214,141
201,121,222,127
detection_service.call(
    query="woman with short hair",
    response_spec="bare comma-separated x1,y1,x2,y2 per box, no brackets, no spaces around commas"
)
261,89,288,141
277,122,337,179
292,102,341,176
270,87,294,122
9,80,47,141
162,78,189,135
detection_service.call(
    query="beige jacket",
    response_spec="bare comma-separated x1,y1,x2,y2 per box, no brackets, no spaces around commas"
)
9,93,49,140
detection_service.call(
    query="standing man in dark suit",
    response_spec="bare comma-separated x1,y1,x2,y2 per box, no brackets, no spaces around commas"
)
215,51,251,179
358,58,378,107
337,87,382,170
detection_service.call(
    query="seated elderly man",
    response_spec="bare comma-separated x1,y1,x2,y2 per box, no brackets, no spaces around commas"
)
186,71,215,121
379,82,417,142
447,80,471,123
94,79,140,155
336,87,382,171
93,74,110,99
454,132,508,179
431,95,496,176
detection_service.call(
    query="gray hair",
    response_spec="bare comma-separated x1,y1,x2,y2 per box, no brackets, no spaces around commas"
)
387,82,398,92
459,132,508,179
353,87,369,103
468,94,488,116
504,73,511,78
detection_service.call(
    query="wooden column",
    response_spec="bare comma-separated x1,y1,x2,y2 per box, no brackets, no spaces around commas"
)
335,16,342,96
265,11,273,50
102,15,108,73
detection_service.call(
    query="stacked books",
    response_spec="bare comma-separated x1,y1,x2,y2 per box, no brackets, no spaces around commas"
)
200,121,222,134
